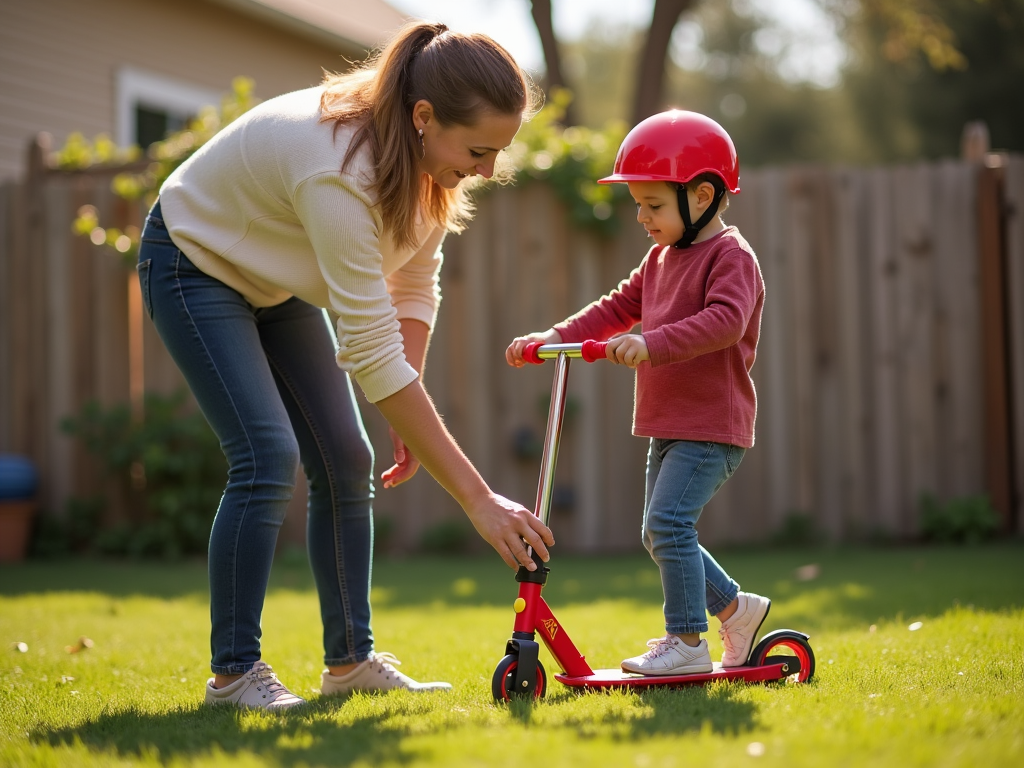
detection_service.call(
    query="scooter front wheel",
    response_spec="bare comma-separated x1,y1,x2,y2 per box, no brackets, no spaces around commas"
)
492,654,547,701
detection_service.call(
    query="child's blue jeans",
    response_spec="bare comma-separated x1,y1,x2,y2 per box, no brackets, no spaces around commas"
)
642,438,744,635
137,201,376,675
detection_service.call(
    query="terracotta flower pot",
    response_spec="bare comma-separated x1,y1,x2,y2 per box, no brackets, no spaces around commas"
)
0,499,35,562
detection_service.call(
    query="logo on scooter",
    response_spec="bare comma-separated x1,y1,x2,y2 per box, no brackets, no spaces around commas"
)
542,618,559,639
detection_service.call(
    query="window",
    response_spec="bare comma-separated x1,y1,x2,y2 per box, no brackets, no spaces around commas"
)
116,67,222,149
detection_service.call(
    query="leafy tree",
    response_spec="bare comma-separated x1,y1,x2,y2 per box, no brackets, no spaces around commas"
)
839,0,1024,160
527,0,1022,165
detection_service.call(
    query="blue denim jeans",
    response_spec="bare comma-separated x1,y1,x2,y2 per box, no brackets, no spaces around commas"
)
642,439,744,635
138,201,375,675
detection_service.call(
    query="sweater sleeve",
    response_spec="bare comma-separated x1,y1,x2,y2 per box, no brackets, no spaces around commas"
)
386,225,445,329
554,261,645,343
293,171,418,403
644,247,761,366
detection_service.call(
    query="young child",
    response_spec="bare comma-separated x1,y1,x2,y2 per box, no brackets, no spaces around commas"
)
507,110,770,675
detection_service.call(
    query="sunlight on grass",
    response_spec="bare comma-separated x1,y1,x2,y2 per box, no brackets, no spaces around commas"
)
1,545,1022,767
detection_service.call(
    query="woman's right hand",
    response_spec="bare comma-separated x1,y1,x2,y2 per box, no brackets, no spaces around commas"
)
375,380,554,571
464,491,555,571
505,329,562,367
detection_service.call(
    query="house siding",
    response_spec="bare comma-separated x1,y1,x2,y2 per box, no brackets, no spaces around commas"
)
0,0,391,180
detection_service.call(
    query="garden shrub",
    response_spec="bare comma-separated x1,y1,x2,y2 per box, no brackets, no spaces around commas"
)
919,493,1000,544
419,518,476,555
59,390,226,558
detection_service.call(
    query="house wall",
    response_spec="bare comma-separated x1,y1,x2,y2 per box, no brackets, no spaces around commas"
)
0,0,382,181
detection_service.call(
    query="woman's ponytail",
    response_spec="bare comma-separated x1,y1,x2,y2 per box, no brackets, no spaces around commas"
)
320,21,538,250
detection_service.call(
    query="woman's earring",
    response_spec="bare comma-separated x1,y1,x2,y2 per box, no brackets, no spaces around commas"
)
418,128,425,160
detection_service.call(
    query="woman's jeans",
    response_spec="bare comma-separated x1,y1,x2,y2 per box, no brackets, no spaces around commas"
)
643,438,744,635
138,201,375,674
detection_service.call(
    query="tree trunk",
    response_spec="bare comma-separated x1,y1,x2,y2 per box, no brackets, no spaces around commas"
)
530,0,577,125
632,0,694,124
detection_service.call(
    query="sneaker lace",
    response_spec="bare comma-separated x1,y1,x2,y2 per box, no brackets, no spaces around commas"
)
250,663,289,696
369,652,404,680
642,637,676,660
718,626,735,655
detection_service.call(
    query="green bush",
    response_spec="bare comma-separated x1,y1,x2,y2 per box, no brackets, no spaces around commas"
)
771,511,821,547
505,88,632,235
59,390,226,558
419,518,475,555
920,493,1000,544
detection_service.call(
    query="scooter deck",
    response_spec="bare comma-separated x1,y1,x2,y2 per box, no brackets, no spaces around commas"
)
555,661,792,690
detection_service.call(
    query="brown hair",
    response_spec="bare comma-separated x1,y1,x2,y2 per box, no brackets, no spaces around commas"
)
320,22,539,250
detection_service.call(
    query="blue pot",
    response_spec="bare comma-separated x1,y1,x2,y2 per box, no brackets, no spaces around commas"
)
0,455,38,500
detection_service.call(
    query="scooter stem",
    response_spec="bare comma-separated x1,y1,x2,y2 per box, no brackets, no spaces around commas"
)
534,351,571,528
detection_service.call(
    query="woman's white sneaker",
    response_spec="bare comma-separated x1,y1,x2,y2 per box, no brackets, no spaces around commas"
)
204,661,305,710
621,636,713,676
320,652,452,695
719,592,772,667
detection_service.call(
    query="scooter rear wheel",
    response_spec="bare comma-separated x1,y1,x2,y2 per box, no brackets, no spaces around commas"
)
492,654,547,701
750,631,815,683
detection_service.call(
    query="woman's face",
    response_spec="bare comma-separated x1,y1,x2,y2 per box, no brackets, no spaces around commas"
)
415,102,522,189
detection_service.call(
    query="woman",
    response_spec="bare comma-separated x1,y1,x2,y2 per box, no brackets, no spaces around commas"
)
137,21,554,710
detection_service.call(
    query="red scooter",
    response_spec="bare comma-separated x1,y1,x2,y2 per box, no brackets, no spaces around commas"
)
492,341,815,701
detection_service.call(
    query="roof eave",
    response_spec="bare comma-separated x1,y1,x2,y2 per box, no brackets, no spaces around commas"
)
204,0,395,59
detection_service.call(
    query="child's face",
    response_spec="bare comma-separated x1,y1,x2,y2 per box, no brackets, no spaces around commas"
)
628,181,685,246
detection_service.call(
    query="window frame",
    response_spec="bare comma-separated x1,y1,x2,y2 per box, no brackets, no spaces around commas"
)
115,66,222,147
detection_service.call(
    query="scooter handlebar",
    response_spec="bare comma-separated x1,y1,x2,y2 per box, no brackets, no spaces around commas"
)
521,340,608,364
581,340,609,363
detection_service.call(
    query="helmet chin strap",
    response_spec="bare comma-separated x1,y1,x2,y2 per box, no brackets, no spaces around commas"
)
674,179,726,248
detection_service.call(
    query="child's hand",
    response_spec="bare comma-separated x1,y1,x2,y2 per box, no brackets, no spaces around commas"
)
605,334,649,368
506,329,562,367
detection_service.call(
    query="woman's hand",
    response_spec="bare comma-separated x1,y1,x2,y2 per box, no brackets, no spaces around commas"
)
464,491,555,571
605,334,650,368
381,425,421,488
374,380,553,571
506,329,562,367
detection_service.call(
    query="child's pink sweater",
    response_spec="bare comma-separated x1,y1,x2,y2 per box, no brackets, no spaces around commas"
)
553,227,764,447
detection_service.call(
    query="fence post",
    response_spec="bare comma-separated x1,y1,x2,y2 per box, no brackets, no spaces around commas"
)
20,136,52,512
976,159,1015,532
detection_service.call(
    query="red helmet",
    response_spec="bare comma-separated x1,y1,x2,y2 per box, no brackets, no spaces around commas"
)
599,110,740,193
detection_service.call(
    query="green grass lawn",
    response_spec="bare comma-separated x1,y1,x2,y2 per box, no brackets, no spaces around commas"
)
1,544,1022,767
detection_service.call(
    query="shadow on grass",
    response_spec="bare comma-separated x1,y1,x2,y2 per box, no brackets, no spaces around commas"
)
34,698,419,767
501,682,761,737
34,686,762,763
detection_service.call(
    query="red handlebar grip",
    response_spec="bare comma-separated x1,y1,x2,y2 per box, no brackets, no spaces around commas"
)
522,341,544,365
581,340,609,363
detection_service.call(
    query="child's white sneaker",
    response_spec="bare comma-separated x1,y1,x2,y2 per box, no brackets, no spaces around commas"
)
320,652,452,695
204,661,305,711
719,592,772,667
621,636,713,676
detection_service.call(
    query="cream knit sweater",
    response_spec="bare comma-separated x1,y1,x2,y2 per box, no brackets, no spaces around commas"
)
159,86,445,404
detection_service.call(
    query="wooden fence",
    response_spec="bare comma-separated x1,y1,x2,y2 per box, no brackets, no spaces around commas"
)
2,137,1021,553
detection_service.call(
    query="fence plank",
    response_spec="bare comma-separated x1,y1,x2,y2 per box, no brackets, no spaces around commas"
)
932,161,985,500
1004,157,1024,534
895,164,941,533
808,169,845,540
866,167,904,535
787,170,818,521
832,168,870,538
570,233,603,550
754,167,795,536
